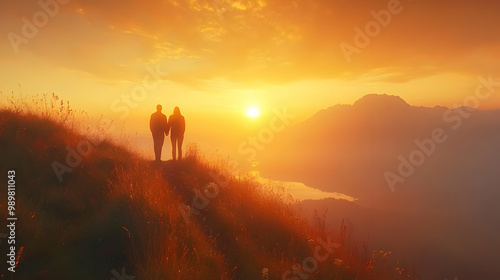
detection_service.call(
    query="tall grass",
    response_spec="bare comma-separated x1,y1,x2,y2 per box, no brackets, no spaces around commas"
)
0,96,416,279
108,159,228,279
1,91,74,123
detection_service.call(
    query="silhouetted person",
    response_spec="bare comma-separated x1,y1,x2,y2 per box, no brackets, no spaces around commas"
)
150,104,169,161
169,106,185,160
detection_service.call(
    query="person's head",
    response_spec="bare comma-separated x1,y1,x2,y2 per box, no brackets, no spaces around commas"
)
173,106,181,115
156,104,162,112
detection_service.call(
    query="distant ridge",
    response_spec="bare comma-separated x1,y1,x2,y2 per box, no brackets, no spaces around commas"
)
352,94,411,110
260,93,500,280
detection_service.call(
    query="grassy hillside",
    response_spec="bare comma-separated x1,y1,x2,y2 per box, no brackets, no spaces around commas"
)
0,103,413,279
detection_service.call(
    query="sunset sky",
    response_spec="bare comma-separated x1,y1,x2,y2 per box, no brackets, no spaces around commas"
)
2,0,500,156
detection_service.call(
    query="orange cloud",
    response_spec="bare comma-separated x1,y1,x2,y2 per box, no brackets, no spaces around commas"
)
1,0,499,88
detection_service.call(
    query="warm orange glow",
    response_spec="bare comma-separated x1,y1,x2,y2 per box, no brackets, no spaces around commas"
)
1,2,499,278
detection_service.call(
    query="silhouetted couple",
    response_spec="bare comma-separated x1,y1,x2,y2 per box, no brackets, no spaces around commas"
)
150,104,185,162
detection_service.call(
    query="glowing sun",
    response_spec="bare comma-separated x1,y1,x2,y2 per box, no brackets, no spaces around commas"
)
247,106,260,118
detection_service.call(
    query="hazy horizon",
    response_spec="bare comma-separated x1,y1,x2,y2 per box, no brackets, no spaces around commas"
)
2,0,500,143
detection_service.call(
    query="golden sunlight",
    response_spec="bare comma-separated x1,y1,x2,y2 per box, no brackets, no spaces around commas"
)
246,106,260,118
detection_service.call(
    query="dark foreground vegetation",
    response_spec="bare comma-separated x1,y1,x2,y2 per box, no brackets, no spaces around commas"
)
0,98,414,279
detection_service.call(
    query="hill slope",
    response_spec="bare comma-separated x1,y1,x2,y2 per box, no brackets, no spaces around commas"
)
0,109,411,280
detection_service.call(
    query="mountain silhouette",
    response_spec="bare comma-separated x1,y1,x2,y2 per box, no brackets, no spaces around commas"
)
352,93,411,111
260,94,500,279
